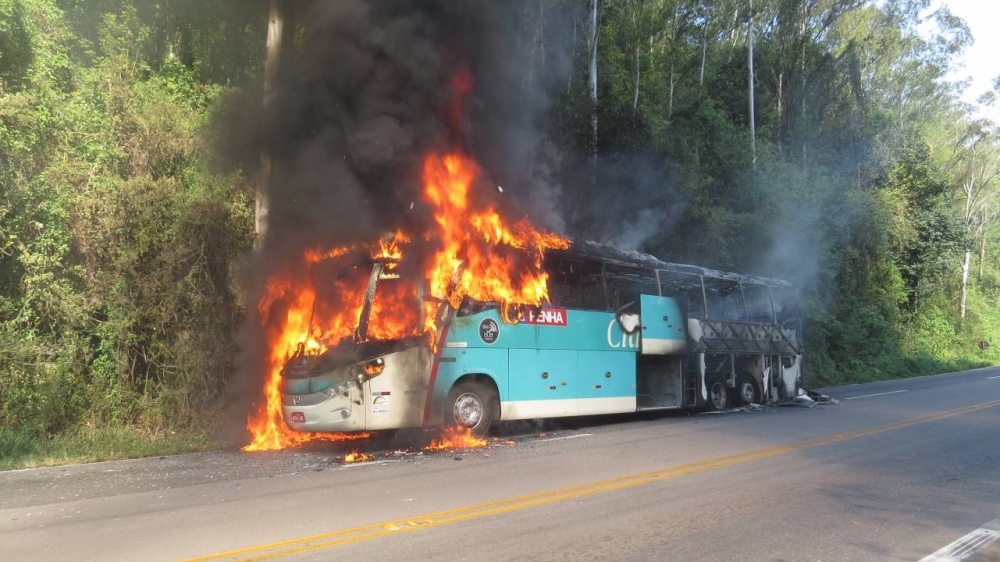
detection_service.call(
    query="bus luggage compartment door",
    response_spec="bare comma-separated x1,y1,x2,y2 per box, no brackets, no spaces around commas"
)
639,295,688,355
507,349,578,418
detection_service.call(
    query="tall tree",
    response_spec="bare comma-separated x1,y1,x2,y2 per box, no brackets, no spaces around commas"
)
588,0,604,160
258,0,284,241
950,126,1000,318
748,0,757,165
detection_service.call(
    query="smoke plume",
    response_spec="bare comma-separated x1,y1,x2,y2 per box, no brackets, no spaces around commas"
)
228,0,574,431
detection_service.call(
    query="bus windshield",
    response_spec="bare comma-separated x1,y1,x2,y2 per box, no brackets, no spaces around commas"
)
351,261,422,343
299,260,423,349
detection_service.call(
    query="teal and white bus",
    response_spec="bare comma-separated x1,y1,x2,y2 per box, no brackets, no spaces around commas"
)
280,241,803,436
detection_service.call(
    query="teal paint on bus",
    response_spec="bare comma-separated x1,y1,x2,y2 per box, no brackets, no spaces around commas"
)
434,303,683,406
639,295,686,341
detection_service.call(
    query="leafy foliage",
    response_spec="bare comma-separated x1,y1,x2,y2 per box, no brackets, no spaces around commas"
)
1,0,998,461
0,0,254,443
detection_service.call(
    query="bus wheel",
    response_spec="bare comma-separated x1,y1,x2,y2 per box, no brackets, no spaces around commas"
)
707,377,731,411
447,382,494,437
735,373,761,406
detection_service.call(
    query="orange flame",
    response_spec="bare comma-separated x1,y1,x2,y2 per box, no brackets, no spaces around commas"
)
424,426,490,450
243,149,569,452
344,451,373,463
422,152,569,317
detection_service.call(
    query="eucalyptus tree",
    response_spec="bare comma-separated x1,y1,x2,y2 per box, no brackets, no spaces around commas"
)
258,0,284,241
940,120,1000,318
588,0,604,159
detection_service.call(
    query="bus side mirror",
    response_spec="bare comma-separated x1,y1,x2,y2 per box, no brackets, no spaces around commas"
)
617,313,641,334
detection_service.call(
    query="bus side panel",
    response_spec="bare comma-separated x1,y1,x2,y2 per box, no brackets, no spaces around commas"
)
578,350,637,415
505,349,578,419
639,295,687,355
439,308,644,421
446,309,637,351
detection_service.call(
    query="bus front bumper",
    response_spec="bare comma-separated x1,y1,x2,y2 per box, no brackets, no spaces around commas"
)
281,391,365,432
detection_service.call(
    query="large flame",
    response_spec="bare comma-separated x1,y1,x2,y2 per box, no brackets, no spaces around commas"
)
423,153,569,321
243,150,569,452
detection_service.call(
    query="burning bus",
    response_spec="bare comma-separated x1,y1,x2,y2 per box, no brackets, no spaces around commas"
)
275,240,803,437
243,152,803,450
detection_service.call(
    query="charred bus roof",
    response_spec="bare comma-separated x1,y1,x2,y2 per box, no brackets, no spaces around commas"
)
548,240,794,290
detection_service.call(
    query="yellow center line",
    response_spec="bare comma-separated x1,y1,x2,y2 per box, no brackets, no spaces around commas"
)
183,398,1000,562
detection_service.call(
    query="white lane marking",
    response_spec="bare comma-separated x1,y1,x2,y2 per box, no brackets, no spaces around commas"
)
535,433,593,443
920,518,1000,561
844,390,908,400
987,375,1000,380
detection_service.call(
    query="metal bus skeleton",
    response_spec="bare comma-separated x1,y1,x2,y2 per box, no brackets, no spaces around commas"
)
280,240,803,436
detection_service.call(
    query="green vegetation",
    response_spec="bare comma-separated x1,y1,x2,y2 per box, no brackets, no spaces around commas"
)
0,0,256,466
2,0,999,467
0,425,212,470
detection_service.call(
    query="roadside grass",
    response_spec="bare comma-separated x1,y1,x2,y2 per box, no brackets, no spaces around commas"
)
0,426,216,471
808,352,992,388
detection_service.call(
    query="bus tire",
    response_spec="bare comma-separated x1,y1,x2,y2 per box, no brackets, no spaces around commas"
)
707,377,731,411
447,381,495,437
735,373,761,406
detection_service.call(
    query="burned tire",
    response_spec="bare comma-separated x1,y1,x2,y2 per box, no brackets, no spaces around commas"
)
706,377,731,411
446,381,495,437
735,373,761,406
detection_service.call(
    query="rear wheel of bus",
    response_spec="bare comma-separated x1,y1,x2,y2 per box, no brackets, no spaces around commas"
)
734,373,761,406
447,381,496,437
707,377,731,411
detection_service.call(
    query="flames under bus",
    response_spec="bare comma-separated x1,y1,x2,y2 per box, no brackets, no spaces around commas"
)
281,241,804,436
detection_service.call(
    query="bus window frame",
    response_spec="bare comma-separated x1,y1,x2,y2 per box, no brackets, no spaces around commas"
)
703,278,748,323
603,263,659,312
655,269,709,320
741,282,776,324
544,254,610,312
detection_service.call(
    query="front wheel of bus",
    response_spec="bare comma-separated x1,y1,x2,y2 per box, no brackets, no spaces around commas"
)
447,382,495,437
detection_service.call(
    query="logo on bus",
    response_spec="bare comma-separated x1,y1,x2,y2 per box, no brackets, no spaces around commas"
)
522,306,567,326
479,318,500,344
607,319,640,349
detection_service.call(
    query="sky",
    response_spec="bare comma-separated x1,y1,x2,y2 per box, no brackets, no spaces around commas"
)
935,0,1000,121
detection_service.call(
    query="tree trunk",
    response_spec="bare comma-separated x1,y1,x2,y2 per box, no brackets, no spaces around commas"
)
258,0,284,242
667,5,678,118
588,0,602,161
800,1,808,170
523,0,546,90
568,16,577,92
748,0,756,166
961,246,971,319
633,43,640,110
630,0,643,111
668,62,675,118
731,7,740,46
979,229,986,281
699,14,708,89
777,71,783,156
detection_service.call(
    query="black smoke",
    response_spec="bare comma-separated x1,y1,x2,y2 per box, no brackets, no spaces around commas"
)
226,0,575,437
263,0,573,254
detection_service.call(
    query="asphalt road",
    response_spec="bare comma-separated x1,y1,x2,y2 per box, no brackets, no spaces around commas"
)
3,367,1000,562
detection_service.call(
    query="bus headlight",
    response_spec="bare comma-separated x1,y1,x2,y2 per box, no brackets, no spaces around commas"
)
318,356,386,397
364,357,385,376
321,380,353,397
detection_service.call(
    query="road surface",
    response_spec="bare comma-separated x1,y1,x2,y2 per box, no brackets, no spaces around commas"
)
2,367,1000,561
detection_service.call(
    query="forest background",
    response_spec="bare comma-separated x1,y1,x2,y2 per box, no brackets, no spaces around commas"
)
2,0,999,467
